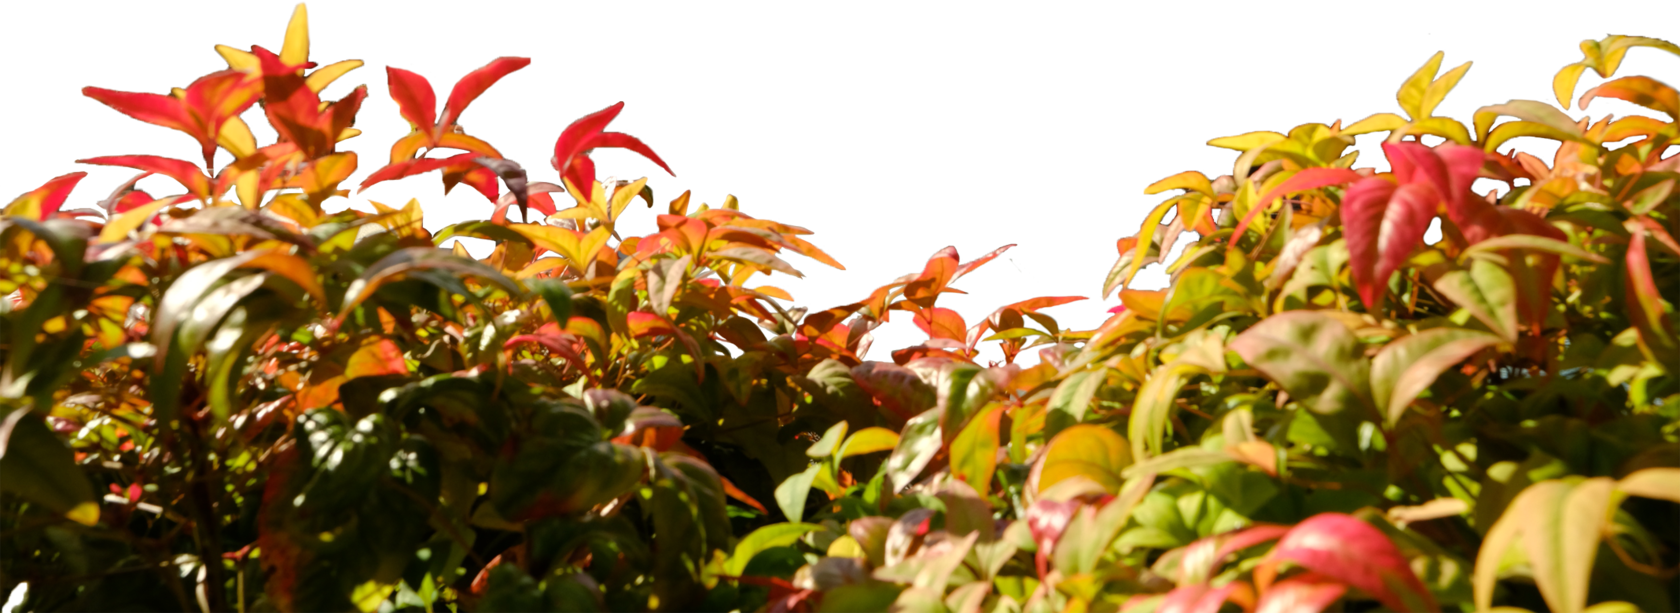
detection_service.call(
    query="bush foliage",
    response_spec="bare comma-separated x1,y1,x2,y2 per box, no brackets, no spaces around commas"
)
2,6,1677,612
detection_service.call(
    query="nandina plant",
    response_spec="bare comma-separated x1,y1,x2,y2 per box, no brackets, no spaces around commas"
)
1,5,1675,613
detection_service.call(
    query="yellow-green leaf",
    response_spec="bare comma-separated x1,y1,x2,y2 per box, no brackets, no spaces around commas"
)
1207,131,1285,152
1399,51,1446,119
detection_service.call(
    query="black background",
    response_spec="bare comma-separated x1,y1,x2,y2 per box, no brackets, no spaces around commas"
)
6,8,1673,357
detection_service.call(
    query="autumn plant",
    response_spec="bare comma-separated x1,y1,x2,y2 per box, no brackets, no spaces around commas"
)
1,5,1676,612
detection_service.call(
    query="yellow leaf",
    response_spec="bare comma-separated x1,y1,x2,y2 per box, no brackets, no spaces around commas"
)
336,128,361,142
1553,63,1589,109
1398,51,1445,120
215,44,259,72
1406,116,1474,145
1474,477,1617,613
1142,171,1212,196
608,177,650,221
305,59,363,93
1206,131,1284,152
1419,60,1472,118
1617,467,1680,503
515,257,568,280
1035,424,1131,494
1342,112,1408,136
65,501,100,527
280,4,309,65
217,116,257,159
509,224,582,262
98,199,172,243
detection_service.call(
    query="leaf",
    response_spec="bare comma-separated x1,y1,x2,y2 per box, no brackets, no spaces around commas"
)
1434,257,1520,342
1617,468,1680,503
1264,513,1436,612
346,337,408,379
385,67,438,133
884,408,943,491
1341,178,1435,309
1037,424,1131,494
439,57,532,129
338,248,523,322
1208,131,1286,151
1398,51,1446,119
151,250,269,371
807,421,849,459
551,102,674,195
1128,362,1204,460
0,408,98,526
1625,227,1678,356
645,255,692,315
1420,60,1473,119
1473,478,1617,613
1144,171,1213,196
725,522,822,576
1554,63,1589,108
837,427,899,461
1462,234,1609,264
774,464,821,523
851,362,937,423
1342,113,1408,136
710,246,803,277
913,307,967,342
1045,369,1104,439
1370,328,1501,425
4,173,87,220
1253,575,1347,613
78,155,211,199
1578,75,1679,118
1229,312,1374,416
1479,100,1585,138
950,404,1004,493
1232,168,1362,244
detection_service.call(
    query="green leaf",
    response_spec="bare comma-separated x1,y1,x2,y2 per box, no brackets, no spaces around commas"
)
1462,234,1608,264
885,407,944,491
1229,311,1374,416
1128,361,1204,460
528,277,573,324
1044,369,1104,439
816,583,905,612
0,407,97,525
807,420,849,459
1371,328,1503,425
724,522,822,576
1433,258,1520,342
774,464,821,523
950,404,1004,493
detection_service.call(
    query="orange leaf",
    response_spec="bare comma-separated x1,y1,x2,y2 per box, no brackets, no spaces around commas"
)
345,338,408,379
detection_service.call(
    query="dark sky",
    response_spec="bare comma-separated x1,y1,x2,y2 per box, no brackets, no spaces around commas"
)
6,10,1673,357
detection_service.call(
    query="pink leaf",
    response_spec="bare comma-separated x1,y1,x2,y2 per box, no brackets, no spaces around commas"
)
1264,513,1435,612
1254,574,1346,613
1341,179,1436,309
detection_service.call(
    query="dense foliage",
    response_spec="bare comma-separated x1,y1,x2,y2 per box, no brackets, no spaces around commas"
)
2,6,1677,612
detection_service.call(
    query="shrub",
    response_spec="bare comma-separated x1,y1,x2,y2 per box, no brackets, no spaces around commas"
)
1,5,1676,612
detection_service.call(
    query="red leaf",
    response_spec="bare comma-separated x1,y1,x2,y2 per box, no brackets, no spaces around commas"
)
385,67,437,132
551,102,674,192
1627,225,1679,353
442,160,499,202
1231,168,1362,243
913,307,968,342
1263,513,1435,612
82,87,190,132
112,190,156,214
439,57,531,129
903,247,960,308
626,311,676,339
180,70,263,167
7,172,88,219
849,361,934,423
78,156,210,199
359,153,480,192
953,243,1016,280
1026,498,1080,579
1382,144,1506,246
1341,178,1436,309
